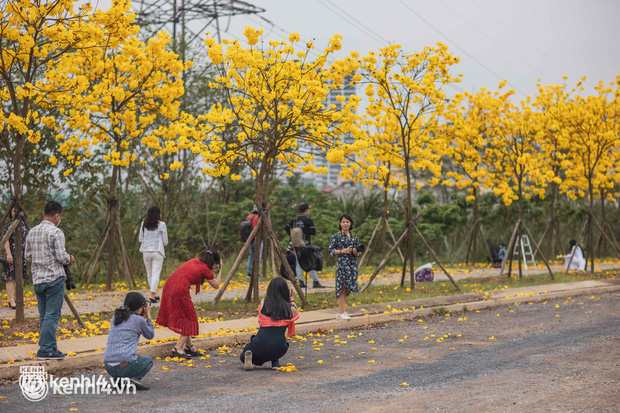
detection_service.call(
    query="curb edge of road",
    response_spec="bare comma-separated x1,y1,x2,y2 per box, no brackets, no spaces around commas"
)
1,282,619,381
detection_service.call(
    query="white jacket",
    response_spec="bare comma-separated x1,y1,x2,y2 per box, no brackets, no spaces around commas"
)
139,221,168,258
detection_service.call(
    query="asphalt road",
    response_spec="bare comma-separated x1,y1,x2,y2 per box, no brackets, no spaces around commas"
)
1,292,619,412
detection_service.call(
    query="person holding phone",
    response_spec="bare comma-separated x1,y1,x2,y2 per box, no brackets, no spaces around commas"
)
103,292,155,391
240,277,299,371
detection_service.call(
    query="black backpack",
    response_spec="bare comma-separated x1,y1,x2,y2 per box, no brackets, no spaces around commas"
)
240,213,257,242
295,245,323,272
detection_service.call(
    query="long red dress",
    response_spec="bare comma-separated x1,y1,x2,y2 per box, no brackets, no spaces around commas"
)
156,258,214,336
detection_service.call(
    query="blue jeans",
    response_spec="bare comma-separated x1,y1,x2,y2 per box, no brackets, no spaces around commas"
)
246,240,263,276
105,355,153,381
296,256,319,283
34,277,65,353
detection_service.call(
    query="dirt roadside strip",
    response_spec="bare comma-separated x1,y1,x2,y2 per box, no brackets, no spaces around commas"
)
0,278,618,380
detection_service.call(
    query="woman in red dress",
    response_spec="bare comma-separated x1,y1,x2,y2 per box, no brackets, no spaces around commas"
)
156,250,222,358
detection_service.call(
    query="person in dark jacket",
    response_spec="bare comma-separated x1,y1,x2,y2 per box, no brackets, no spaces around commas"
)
279,244,299,279
246,207,262,278
284,203,324,288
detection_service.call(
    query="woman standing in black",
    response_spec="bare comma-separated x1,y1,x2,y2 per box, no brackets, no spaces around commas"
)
240,277,299,371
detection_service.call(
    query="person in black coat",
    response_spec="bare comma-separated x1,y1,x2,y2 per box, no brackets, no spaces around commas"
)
284,203,324,288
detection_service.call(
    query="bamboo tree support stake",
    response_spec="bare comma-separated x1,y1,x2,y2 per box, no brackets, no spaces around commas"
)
270,239,277,279
64,294,86,328
450,219,479,265
82,222,111,287
477,223,494,265
591,214,620,259
0,219,20,247
116,218,136,288
361,228,408,292
590,212,620,258
263,217,309,308
0,200,15,231
498,220,521,278
213,217,263,304
410,221,461,291
605,221,620,253
533,222,552,260
14,218,25,323
521,221,554,280
385,218,405,262
565,217,589,273
358,218,382,268
247,224,264,303
553,220,566,256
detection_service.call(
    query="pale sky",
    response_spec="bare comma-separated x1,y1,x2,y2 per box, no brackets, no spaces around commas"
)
97,0,620,99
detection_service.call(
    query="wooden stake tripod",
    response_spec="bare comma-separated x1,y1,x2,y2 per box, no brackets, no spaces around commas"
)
0,204,85,327
594,218,620,258
358,215,405,269
498,219,554,280
81,197,136,289
213,204,309,308
450,218,494,265
566,211,620,272
532,218,565,261
361,214,461,292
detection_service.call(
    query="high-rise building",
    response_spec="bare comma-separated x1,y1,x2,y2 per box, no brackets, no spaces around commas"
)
301,75,357,190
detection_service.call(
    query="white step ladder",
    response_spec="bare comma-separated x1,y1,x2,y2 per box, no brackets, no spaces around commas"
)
513,234,537,270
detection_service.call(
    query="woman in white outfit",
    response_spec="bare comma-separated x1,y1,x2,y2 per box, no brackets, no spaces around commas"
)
564,239,586,271
139,206,168,303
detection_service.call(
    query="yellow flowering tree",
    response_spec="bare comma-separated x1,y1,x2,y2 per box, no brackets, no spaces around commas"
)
0,0,133,321
553,77,620,270
185,28,362,304
532,81,573,258
40,1,192,289
353,43,462,291
343,116,407,266
443,89,495,264
482,86,554,279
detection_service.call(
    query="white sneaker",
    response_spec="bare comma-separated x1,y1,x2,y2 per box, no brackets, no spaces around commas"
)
244,350,253,371
336,312,351,320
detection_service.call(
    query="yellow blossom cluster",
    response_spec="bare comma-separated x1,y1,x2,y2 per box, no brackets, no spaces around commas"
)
164,27,363,203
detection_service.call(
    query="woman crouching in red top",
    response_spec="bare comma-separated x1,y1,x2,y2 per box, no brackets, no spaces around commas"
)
240,277,299,371
156,250,222,358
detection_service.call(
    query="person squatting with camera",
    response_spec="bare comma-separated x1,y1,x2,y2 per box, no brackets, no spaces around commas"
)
103,292,155,390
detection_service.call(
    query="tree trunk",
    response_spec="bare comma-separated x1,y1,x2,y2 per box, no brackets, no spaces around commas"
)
403,155,415,288
381,175,389,261
14,222,25,323
517,181,523,279
588,180,594,272
12,139,25,323
106,165,120,290
548,183,558,259
472,188,479,263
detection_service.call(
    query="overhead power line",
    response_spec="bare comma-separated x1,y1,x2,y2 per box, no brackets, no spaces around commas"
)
398,0,528,98
438,0,555,80
316,0,388,48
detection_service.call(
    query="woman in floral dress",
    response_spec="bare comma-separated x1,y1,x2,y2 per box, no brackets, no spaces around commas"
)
2,204,29,309
328,214,360,320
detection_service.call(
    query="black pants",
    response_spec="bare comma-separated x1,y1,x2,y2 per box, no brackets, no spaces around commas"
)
240,326,289,366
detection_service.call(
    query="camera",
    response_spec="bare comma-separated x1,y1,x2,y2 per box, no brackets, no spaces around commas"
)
357,244,366,255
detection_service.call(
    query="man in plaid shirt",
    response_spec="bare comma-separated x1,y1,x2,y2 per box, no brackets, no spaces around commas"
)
25,201,75,360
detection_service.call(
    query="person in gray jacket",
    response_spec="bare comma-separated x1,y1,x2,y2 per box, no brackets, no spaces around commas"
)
103,292,155,390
